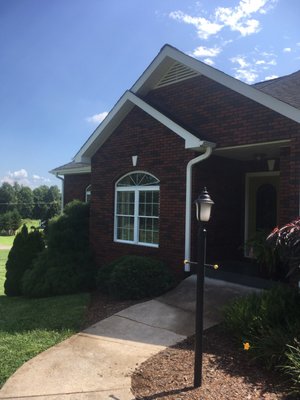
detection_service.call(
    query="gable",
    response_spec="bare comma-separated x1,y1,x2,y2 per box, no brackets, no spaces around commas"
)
71,45,300,165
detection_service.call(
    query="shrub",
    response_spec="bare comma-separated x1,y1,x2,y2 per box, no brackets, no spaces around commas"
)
22,249,95,298
4,225,45,296
223,285,300,369
21,201,96,298
97,255,175,300
96,257,121,294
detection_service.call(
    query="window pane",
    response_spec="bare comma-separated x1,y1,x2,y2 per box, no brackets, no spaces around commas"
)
139,191,159,218
138,216,159,244
117,191,134,216
117,172,159,187
117,216,134,241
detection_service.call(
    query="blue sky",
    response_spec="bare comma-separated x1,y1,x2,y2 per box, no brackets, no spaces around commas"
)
0,0,299,189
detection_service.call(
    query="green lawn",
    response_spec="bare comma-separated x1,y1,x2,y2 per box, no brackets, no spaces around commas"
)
0,249,90,388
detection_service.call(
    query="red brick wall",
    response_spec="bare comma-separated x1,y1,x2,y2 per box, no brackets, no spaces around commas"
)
64,173,91,205
90,106,199,277
89,75,300,275
146,75,299,148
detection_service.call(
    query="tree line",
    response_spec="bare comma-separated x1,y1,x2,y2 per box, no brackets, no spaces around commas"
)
0,182,61,235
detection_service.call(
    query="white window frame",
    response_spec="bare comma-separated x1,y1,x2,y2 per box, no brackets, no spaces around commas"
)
114,172,159,248
85,184,92,203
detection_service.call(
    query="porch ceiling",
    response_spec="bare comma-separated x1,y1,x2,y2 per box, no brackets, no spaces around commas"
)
213,139,291,161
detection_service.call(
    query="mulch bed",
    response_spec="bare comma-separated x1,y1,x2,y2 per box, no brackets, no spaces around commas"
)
131,326,293,400
83,292,294,400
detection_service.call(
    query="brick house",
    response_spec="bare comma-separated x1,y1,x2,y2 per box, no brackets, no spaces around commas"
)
51,45,300,278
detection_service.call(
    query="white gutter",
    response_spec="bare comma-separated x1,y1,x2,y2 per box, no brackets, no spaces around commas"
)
55,174,64,214
184,146,213,271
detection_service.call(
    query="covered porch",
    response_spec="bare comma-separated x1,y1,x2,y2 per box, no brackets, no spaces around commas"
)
193,138,296,282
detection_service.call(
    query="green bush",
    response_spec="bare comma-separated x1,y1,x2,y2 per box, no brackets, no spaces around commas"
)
223,285,300,369
96,257,121,294
4,225,45,296
97,255,175,300
21,201,96,298
22,249,95,298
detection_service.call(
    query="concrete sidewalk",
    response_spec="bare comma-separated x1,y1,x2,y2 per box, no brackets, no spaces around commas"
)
0,277,259,400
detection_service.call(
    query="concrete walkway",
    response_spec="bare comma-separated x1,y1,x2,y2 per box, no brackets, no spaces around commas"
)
0,276,259,400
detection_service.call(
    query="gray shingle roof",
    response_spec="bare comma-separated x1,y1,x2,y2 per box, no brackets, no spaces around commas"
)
254,70,300,110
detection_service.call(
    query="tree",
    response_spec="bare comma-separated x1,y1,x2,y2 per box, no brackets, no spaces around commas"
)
0,210,21,235
17,186,34,218
0,183,16,213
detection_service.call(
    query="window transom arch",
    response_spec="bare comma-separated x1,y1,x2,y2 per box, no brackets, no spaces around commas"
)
114,171,160,247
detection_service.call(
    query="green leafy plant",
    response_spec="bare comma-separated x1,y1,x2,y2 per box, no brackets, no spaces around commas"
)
4,225,45,296
21,201,96,298
245,230,279,277
223,285,300,369
282,340,300,395
97,255,175,300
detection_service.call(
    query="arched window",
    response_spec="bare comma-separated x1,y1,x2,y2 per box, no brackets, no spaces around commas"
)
115,172,160,247
85,185,91,203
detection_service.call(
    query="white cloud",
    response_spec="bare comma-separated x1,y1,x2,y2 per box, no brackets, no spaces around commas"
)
32,174,51,183
192,46,221,58
255,58,276,65
234,68,258,83
169,11,223,39
231,56,249,68
170,0,277,42
283,47,291,52
1,169,52,188
264,74,278,80
1,169,30,186
86,111,108,124
203,58,215,66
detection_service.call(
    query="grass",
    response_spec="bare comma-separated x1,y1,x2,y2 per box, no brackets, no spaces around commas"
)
0,249,90,388
0,219,41,247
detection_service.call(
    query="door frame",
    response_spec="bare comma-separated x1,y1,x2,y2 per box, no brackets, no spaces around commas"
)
244,171,280,251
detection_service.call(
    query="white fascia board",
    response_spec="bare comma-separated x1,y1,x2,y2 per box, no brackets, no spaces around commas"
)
74,93,135,162
76,90,210,162
49,166,91,176
132,45,300,124
126,91,205,149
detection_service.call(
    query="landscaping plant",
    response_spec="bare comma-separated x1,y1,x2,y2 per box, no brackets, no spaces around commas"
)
22,201,95,298
97,255,175,300
267,217,300,280
4,225,45,296
223,285,300,369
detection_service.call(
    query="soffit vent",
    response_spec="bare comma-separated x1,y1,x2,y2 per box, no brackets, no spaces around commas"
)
155,62,200,89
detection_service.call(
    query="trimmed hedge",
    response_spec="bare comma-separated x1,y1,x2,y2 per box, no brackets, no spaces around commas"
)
21,201,96,298
96,255,175,300
4,225,45,296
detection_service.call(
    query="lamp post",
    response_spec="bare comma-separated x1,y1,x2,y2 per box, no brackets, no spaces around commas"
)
194,187,214,388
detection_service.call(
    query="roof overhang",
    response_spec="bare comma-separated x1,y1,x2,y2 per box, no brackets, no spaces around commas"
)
73,44,300,164
74,90,214,162
214,139,291,161
49,163,91,176
132,45,300,124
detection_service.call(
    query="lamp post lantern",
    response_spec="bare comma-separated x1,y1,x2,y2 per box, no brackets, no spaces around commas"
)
194,187,214,388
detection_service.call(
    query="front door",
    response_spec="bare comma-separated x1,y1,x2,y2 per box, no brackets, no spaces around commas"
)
245,172,279,244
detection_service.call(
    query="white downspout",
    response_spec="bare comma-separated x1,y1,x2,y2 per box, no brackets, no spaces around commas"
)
184,146,213,271
55,174,64,214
